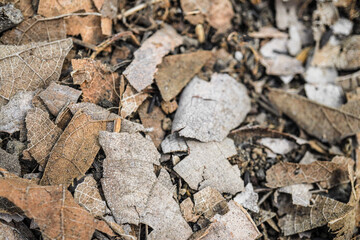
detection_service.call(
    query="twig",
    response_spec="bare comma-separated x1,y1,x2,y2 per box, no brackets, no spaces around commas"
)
117,0,163,20
71,37,97,50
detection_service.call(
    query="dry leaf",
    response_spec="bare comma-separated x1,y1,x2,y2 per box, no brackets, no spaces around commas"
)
336,70,360,92
174,138,244,194
0,39,73,100
0,16,66,45
155,51,212,102
280,195,353,236
138,100,166,148
120,84,149,118
74,175,107,217
260,54,304,76
0,221,26,240
0,172,114,240
248,26,288,38
161,100,178,114
180,198,199,222
191,201,261,240
37,0,93,17
71,58,119,106
66,15,102,44
0,4,23,34
180,0,234,31
40,111,106,186
259,138,297,155
39,82,81,116
172,73,250,142
234,183,259,213
99,131,192,240
161,133,188,154
268,88,360,143
23,108,62,167
3,0,34,17
279,184,313,207
304,83,344,108
194,186,229,219
123,25,183,92
0,148,20,175
0,91,34,134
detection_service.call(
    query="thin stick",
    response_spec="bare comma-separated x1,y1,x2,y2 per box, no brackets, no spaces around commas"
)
117,0,163,20
71,37,97,50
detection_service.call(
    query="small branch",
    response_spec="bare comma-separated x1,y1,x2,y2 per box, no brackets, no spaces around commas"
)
117,0,163,20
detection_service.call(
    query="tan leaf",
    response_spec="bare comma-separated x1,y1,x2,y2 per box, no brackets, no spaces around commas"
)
155,51,212,102
268,88,360,143
65,15,103,44
180,198,199,222
123,25,183,92
194,186,229,219
40,111,106,186
39,82,81,116
37,0,93,17
161,100,178,114
173,138,244,194
0,39,73,100
161,133,188,154
0,172,114,240
0,16,66,45
5,0,34,17
191,201,261,240
138,100,166,148
172,73,251,142
234,183,259,212
0,148,21,175
74,175,107,217
120,84,149,118
23,108,62,167
279,195,353,236
99,131,192,240
71,58,119,106
336,70,360,92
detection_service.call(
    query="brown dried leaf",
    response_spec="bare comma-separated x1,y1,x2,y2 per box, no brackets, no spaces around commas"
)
0,148,21,175
38,82,81,116
0,172,114,240
280,195,353,236
120,84,149,118
123,25,183,92
23,108,62,167
99,131,192,239
155,51,212,102
0,221,27,240
74,175,107,217
40,111,106,186
37,0,93,17
0,16,66,45
172,73,251,142
161,100,178,114
71,58,119,106
66,15,103,44
194,187,229,219
0,39,73,100
173,138,244,194
0,4,23,34
266,158,351,188
268,88,360,143
191,201,261,240
138,100,166,148
336,70,360,92
180,198,199,222
248,26,288,38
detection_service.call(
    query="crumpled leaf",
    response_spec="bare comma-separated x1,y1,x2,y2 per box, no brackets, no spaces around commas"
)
39,82,81,116
123,25,183,92
194,186,229,219
0,39,73,100
23,108,62,167
268,88,360,143
74,175,107,217
0,221,27,240
99,131,192,240
279,195,353,236
0,148,21,175
0,16,66,45
40,111,106,186
71,58,119,106
120,84,149,118
180,0,234,31
172,73,250,142
174,138,244,194
155,51,212,102
234,183,259,213
0,91,34,133
161,133,188,154
0,170,114,240
191,201,261,240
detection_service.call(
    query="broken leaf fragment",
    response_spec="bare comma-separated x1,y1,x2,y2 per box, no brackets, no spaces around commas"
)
172,73,251,142
234,183,259,213
0,148,21,175
120,84,149,118
193,186,229,219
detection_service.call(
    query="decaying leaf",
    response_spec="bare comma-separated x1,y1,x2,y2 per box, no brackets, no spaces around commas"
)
37,0,93,17
155,51,212,102
0,91,34,133
74,175,107,217
0,39,73,100
138,100,166,148
174,138,244,194
248,26,288,38
66,15,102,44
268,88,360,143
252,210,277,226
99,131,192,240
234,183,259,213
260,54,304,76
0,221,27,240
0,148,21,175
161,100,178,114
40,111,106,186
172,73,250,142
180,198,199,222
191,201,261,240
180,0,234,31
0,16,66,45
161,133,188,154
0,171,114,240
23,108,62,167
120,84,149,118
280,195,353,236
194,186,229,219
259,137,297,155
0,4,23,34
336,70,360,91
71,58,119,106
279,184,313,207
39,82,81,116
123,25,183,92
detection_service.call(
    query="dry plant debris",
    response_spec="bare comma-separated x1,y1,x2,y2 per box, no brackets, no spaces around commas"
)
0,148,21,175
161,133,188,154
174,138,244,194
193,186,228,219
233,183,259,213
172,73,250,142
0,39,72,100
120,84,149,118
123,24,183,92
0,4,23,33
